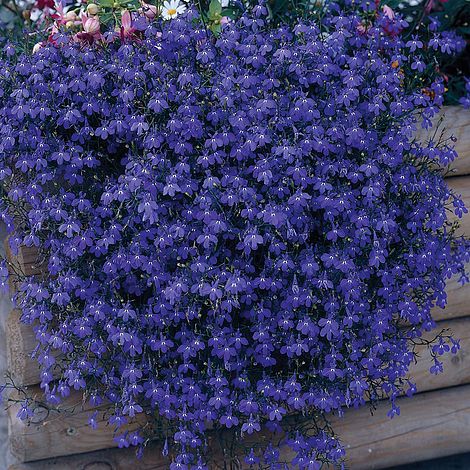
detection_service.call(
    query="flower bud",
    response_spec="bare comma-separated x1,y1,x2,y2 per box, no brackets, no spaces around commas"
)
86,3,99,15
140,2,157,19
84,17,100,35
65,11,77,21
66,20,75,29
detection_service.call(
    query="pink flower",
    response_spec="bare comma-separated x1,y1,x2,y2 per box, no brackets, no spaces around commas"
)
220,16,230,25
424,0,448,14
121,10,136,39
356,23,367,34
139,2,157,20
83,15,100,35
50,1,71,25
74,13,101,43
382,5,395,20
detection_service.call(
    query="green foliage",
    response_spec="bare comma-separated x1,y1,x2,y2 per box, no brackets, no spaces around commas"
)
0,0,24,38
385,0,469,104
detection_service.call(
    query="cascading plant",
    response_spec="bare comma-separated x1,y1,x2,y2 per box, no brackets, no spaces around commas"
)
0,2,469,468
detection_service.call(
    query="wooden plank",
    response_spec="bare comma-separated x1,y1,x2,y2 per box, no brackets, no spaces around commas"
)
8,443,168,470
7,316,470,462
430,175,470,321
4,241,43,294
7,389,143,463
9,384,470,470
333,384,470,470
6,309,41,388
416,106,470,177
411,317,470,391
432,271,470,321
448,175,470,237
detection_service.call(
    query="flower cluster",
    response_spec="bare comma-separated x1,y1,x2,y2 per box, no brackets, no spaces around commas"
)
18,0,233,50
0,4,469,468
379,0,469,104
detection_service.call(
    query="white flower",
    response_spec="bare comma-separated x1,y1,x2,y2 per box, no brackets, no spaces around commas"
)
161,0,186,19
32,42,43,54
30,8,42,22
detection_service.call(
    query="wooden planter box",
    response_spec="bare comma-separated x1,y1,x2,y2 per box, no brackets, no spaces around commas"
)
4,106,470,470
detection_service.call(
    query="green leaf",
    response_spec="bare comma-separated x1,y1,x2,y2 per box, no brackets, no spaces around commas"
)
97,0,115,8
210,22,222,35
208,0,222,17
221,7,238,19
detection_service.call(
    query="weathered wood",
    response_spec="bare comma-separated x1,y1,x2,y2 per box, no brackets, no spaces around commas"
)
416,106,470,176
448,175,470,237
7,316,470,463
4,241,43,294
410,317,470,391
7,388,143,463
333,384,470,470
9,384,470,470
8,443,168,470
428,175,470,321
5,309,41,388
432,269,470,321
4,241,50,387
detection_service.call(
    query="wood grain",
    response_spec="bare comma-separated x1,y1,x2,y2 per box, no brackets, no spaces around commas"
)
4,241,44,295
332,384,470,470
5,309,41,388
432,269,470,321
416,106,470,176
7,388,143,463
411,317,470,391
8,443,168,470
9,384,470,470
448,175,470,237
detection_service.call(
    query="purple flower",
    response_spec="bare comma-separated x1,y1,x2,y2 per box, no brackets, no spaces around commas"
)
0,5,467,469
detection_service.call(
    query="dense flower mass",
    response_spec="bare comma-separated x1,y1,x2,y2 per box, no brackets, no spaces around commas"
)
0,4,469,468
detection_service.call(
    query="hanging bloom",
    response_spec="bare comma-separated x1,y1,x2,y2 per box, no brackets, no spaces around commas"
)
161,0,186,20
50,1,77,26
139,2,158,19
83,14,100,35
1,5,468,470
35,0,54,9
120,10,136,39
382,5,395,20
74,13,102,43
